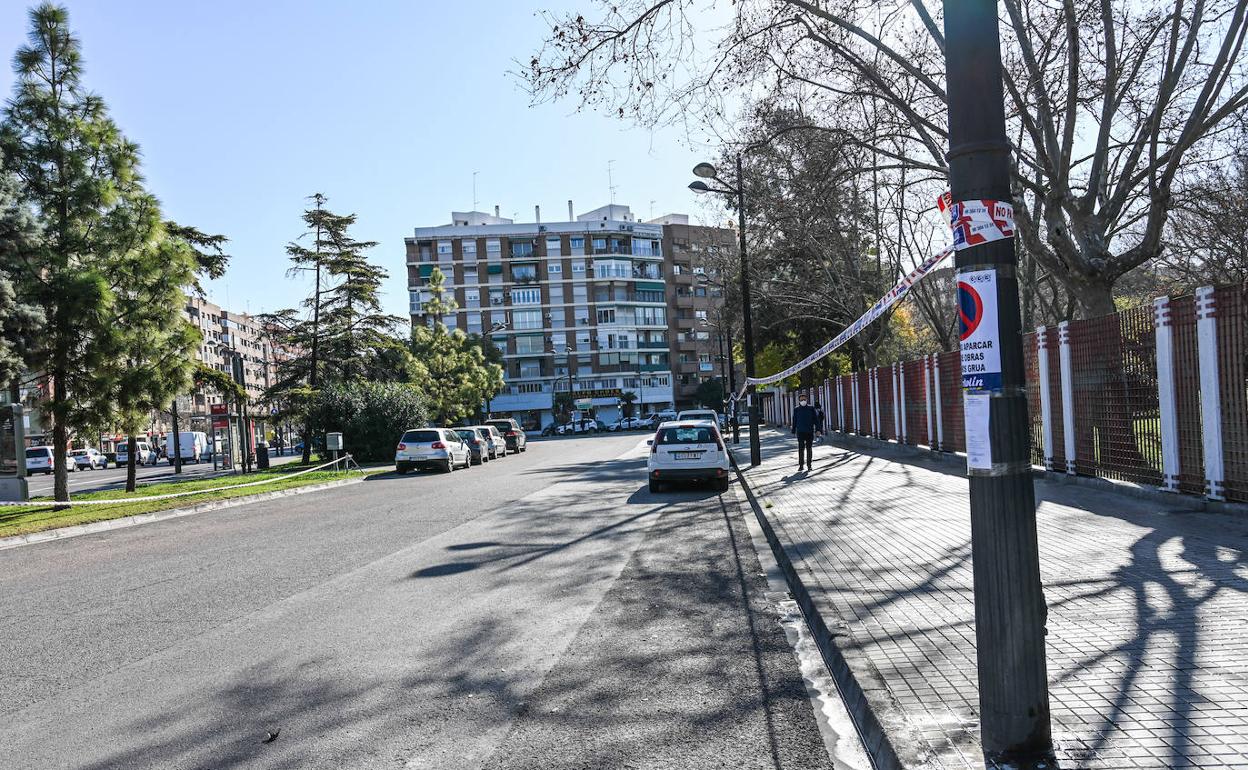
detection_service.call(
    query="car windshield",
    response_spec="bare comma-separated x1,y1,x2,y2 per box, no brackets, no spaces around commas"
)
25,448,49,458
656,426,718,445
486,421,511,432
454,430,476,441
401,430,441,443
475,428,491,438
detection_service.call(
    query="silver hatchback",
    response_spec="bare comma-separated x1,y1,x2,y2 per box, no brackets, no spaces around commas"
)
470,425,506,460
395,428,472,474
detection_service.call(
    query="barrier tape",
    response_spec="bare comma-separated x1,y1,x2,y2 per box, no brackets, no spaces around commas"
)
0,454,360,507
738,191,1015,391
744,244,954,387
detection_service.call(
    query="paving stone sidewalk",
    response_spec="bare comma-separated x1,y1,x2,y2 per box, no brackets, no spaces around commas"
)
738,428,1248,769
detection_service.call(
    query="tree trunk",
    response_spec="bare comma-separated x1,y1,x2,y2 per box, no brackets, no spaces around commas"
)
301,418,312,464
125,435,137,492
1067,279,1117,319
52,375,68,504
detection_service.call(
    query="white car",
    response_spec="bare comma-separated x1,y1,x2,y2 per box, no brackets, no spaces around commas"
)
607,416,646,432
676,409,721,424
117,441,159,467
646,420,731,493
394,428,472,474
25,446,75,475
70,448,107,470
558,418,601,435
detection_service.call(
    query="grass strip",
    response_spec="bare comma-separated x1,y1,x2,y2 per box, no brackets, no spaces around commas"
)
0,464,383,539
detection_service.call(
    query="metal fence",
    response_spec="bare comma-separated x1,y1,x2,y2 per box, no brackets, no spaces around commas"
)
763,282,1248,503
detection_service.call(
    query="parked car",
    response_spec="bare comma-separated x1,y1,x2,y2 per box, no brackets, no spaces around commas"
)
70,448,107,470
540,423,559,437
646,420,731,493
394,428,472,473
166,431,211,464
485,418,527,453
25,446,74,475
557,417,601,435
607,417,646,432
473,425,505,459
677,409,721,424
454,428,490,466
116,441,159,467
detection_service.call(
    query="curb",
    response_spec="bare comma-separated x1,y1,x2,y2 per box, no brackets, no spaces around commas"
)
0,476,364,551
818,430,1248,516
728,446,901,770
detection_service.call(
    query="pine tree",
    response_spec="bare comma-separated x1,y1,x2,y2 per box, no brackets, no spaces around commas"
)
262,194,404,462
0,151,44,393
1,3,177,501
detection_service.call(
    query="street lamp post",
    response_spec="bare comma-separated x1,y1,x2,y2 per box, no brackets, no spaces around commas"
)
944,1,1053,765
690,156,761,466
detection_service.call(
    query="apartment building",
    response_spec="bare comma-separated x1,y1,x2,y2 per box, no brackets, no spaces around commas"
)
407,203,732,429
183,295,275,419
654,214,737,409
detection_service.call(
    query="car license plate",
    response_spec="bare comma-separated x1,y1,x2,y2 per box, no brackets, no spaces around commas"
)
674,451,702,459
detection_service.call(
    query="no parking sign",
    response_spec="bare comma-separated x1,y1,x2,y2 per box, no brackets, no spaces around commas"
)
958,269,1001,391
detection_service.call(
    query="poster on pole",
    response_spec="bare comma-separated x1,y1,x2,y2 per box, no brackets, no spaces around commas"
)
958,269,1001,391
964,391,993,470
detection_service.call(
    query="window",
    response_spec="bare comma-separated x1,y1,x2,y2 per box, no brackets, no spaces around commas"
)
570,237,585,255
512,309,543,330
597,308,616,324
437,240,453,259
635,289,663,303
592,238,607,253
594,286,609,302
512,265,537,282
514,334,545,355
545,236,562,255
511,240,534,258
461,240,477,259
571,260,586,274
486,239,501,256
637,306,666,325
694,287,707,297
519,361,541,379
632,239,660,257
548,284,564,303
463,268,478,285
695,310,708,320
592,259,630,278
548,262,562,275
466,313,482,332
510,288,541,305
572,283,588,302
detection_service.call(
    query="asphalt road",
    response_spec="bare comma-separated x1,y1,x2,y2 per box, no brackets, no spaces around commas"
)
24,453,302,496
0,433,840,769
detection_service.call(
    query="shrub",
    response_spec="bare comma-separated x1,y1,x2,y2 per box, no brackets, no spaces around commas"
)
310,382,428,462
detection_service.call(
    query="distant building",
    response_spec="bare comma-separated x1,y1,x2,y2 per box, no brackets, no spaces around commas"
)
407,202,732,428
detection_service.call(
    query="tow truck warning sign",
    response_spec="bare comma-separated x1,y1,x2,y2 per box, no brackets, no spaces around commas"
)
958,270,1001,391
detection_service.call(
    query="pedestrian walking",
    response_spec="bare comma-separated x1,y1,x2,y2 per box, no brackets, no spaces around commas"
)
813,400,826,436
791,394,818,471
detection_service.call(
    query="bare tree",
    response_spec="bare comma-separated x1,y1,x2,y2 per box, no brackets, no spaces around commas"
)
525,0,1248,318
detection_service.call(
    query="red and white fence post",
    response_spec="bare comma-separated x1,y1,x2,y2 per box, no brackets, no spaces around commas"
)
1058,321,1076,475
871,367,882,438
898,362,908,444
1036,326,1055,471
1196,286,1225,500
1153,297,1181,492
932,354,945,451
925,355,936,448
851,373,860,434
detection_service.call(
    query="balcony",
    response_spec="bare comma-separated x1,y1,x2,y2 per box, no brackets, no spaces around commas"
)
639,363,670,372
637,340,668,350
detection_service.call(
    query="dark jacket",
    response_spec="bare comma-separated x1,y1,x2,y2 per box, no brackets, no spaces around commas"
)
792,403,819,435
814,404,826,431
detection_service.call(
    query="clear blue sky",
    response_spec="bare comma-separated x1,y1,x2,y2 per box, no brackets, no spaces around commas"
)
0,0,725,319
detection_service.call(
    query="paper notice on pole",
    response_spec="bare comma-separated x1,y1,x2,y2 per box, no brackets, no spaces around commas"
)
958,269,1002,390
964,391,992,470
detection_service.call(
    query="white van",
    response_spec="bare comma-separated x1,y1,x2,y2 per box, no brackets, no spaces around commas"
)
165,431,210,464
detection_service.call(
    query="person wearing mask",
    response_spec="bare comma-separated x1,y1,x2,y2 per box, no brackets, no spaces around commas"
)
791,395,818,471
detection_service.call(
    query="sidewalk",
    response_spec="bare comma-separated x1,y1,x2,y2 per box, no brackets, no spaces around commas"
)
736,428,1248,769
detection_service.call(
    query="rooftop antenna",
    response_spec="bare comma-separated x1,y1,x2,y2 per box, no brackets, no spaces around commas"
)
649,200,656,220
607,159,617,206
472,171,479,211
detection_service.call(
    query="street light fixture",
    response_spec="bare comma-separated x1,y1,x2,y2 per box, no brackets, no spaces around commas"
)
688,156,762,466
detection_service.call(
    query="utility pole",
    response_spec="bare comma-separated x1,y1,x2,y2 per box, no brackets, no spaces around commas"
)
736,154,762,466
943,1,1053,766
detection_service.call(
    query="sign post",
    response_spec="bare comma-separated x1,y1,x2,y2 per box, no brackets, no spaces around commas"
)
943,1,1053,765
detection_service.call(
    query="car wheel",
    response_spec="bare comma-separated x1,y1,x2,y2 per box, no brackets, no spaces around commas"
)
396,466,409,475
442,460,454,473
520,444,527,452
648,479,664,493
